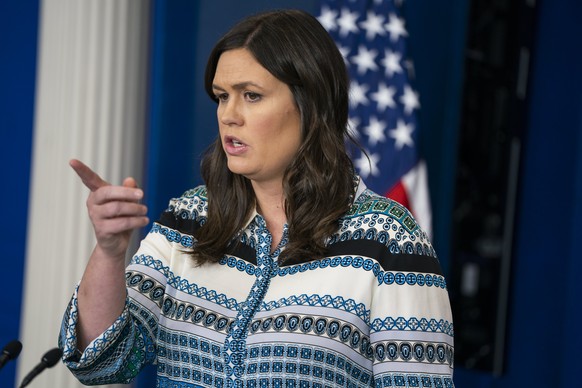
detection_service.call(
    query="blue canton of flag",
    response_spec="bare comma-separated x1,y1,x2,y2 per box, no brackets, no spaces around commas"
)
317,0,432,236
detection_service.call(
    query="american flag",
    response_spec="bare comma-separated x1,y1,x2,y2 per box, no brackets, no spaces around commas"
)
317,0,432,238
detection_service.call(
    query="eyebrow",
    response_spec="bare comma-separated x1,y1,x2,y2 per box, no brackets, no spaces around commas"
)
211,81,265,92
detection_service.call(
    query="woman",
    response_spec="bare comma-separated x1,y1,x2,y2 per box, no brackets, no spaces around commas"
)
60,9,455,388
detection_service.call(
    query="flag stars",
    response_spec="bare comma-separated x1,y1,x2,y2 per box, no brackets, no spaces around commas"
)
363,116,387,146
389,119,415,149
400,85,420,114
355,152,380,178
317,1,427,211
385,13,408,42
317,6,338,31
349,81,369,108
337,8,360,37
359,11,386,40
371,83,397,111
351,45,379,74
381,49,403,77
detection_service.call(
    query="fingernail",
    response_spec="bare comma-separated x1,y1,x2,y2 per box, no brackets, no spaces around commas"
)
135,190,143,198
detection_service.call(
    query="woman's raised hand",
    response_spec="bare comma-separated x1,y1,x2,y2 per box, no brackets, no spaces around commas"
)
70,159,149,260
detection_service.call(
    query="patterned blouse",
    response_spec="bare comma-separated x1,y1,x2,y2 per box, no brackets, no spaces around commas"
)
59,178,455,388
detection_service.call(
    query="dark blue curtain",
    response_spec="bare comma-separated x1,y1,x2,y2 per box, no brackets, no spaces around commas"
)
0,1,39,387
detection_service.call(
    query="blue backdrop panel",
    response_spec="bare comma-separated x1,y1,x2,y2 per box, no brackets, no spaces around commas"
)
402,0,470,273
144,0,201,222
503,0,582,385
0,1,39,387
453,0,582,386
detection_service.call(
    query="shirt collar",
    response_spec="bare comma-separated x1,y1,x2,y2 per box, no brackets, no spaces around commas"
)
353,175,367,204
241,207,260,230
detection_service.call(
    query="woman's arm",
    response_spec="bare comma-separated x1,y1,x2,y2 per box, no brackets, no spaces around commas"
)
69,159,149,349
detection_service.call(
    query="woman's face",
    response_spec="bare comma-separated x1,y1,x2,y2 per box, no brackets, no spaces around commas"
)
212,48,302,187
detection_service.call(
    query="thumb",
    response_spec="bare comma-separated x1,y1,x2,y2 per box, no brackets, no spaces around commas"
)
122,177,138,189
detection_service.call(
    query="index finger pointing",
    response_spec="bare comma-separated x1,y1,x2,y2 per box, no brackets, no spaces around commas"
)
69,159,110,192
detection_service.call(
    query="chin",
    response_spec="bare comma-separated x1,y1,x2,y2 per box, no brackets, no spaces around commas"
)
226,161,251,177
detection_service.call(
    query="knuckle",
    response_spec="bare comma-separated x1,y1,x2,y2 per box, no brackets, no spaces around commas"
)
111,202,123,217
102,201,120,218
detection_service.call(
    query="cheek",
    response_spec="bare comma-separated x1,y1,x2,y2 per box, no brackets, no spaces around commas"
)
253,117,283,142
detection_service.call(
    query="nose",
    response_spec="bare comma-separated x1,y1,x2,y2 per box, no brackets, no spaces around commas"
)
218,98,243,127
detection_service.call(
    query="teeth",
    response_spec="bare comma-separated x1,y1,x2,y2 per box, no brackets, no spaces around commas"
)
232,140,243,147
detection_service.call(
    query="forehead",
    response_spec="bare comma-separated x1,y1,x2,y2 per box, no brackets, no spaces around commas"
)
213,48,277,86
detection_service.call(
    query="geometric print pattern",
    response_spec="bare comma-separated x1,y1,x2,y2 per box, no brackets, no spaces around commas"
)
156,335,454,388
128,255,452,340
128,271,454,350
222,215,282,387
59,177,455,387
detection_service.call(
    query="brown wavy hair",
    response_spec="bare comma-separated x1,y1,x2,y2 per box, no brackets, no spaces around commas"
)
192,9,355,265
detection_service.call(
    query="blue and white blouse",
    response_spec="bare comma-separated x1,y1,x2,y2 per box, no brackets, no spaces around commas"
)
60,178,454,387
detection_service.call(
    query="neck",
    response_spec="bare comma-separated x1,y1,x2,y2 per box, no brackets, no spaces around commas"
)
252,180,285,221
251,180,287,250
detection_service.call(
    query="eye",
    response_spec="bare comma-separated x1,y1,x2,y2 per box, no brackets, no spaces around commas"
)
244,91,261,102
214,93,228,103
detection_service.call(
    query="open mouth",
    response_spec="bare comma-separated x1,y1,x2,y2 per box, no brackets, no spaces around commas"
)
224,136,248,154
225,136,246,147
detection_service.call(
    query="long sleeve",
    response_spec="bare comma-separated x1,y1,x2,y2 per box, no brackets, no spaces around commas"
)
368,249,454,387
327,181,455,387
58,226,173,385
360,200,454,387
